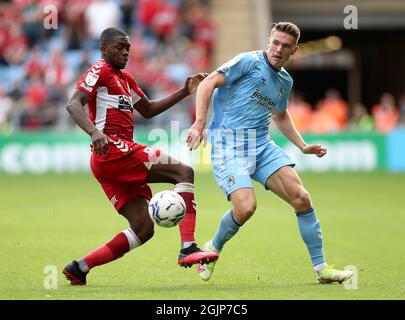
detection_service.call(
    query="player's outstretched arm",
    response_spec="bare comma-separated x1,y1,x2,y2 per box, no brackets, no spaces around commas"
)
187,71,227,150
272,109,327,158
134,73,208,119
66,89,110,156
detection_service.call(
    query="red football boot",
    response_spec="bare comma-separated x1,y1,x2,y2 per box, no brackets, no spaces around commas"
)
63,261,88,285
178,243,219,268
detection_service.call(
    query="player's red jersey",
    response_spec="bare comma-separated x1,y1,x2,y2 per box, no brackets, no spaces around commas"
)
76,59,145,141
75,59,160,212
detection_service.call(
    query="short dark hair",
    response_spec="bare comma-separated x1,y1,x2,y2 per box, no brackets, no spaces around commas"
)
270,22,300,44
99,28,128,46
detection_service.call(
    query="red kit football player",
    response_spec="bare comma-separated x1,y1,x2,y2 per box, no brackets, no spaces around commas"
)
63,28,218,285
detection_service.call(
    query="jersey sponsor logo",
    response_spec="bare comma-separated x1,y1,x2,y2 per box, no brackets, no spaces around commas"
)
251,88,276,112
118,95,133,112
85,72,99,86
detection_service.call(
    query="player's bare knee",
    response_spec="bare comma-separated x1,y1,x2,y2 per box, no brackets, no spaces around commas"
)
293,189,312,211
234,201,256,224
244,204,256,219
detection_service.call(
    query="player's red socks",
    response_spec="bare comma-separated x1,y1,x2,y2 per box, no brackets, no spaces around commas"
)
83,229,140,270
175,183,196,245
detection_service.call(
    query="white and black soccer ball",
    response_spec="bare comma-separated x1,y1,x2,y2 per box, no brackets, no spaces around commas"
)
148,191,186,228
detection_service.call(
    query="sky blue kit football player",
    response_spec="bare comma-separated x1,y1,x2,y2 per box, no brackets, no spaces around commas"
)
187,22,353,284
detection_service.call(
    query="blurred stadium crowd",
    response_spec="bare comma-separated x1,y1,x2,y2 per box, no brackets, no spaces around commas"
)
0,0,214,132
0,0,404,135
288,89,405,134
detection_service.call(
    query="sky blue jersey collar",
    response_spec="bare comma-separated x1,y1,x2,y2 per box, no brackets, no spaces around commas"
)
262,51,280,73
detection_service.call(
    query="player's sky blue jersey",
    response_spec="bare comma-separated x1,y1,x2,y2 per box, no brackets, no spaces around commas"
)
208,51,293,154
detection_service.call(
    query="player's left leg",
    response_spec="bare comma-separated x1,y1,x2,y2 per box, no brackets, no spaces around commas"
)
146,152,218,267
63,196,152,285
266,166,353,283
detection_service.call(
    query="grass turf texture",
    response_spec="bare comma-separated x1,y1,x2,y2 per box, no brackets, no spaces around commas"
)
1,172,404,300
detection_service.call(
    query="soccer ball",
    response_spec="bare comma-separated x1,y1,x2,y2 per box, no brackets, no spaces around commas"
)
148,191,186,228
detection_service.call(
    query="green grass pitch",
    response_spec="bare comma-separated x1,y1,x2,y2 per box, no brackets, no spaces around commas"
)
1,171,404,300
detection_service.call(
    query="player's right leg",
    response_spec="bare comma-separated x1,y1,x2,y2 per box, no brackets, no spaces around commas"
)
146,152,219,268
63,196,153,285
198,188,257,281
196,153,257,281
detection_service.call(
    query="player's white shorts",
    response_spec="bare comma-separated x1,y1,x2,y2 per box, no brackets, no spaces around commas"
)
211,140,295,199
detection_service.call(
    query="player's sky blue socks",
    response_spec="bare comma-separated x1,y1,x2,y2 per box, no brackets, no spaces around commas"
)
296,208,326,268
211,209,241,253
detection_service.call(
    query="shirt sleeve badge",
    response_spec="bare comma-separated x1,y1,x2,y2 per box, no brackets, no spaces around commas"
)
85,72,100,86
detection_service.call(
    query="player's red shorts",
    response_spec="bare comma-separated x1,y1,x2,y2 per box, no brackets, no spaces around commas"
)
90,137,160,212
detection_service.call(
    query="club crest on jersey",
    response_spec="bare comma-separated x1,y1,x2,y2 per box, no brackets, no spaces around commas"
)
85,72,99,86
227,175,236,188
